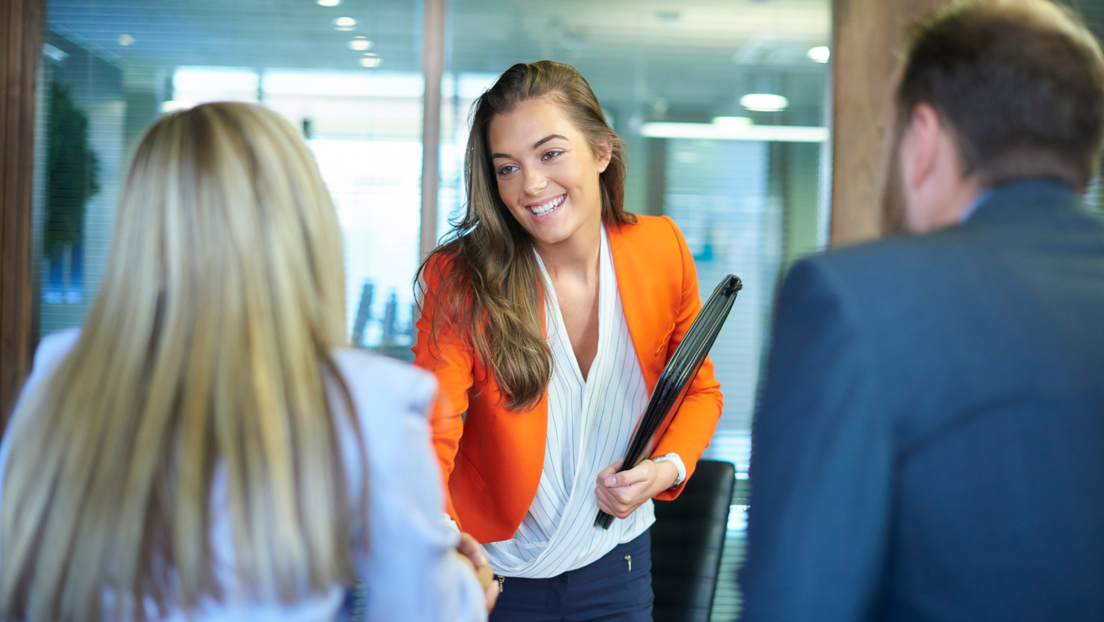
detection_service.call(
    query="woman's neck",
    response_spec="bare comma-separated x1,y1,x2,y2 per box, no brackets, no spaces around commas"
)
534,221,602,284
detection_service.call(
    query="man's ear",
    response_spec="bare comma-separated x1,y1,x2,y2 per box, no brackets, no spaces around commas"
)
904,103,943,189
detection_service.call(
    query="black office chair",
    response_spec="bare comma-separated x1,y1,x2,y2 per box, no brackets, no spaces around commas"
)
651,459,736,622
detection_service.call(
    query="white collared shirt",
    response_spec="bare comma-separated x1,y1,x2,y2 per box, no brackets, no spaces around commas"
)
482,225,681,579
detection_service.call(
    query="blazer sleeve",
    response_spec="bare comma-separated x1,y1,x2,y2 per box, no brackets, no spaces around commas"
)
738,258,893,621
350,360,486,622
411,253,474,529
650,216,725,500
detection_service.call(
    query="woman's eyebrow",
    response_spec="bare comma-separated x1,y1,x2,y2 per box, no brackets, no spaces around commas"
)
492,134,569,159
534,134,568,148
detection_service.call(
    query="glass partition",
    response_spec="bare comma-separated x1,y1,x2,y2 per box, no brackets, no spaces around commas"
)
39,0,424,354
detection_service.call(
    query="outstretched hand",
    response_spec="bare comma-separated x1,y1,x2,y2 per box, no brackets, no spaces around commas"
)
594,458,680,520
456,532,498,614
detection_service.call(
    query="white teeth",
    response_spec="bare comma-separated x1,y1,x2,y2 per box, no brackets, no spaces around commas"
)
530,195,565,217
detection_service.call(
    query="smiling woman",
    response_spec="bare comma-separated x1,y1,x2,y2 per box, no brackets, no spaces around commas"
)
488,99,610,259
418,61,635,412
412,61,724,622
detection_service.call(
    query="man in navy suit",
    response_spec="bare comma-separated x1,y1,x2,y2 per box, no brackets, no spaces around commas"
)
740,1,1104,620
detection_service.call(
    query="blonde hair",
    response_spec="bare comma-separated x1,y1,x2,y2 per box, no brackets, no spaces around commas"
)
0,102,364,620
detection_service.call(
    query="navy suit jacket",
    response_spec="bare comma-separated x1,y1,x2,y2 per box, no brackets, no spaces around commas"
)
740,180,1104,621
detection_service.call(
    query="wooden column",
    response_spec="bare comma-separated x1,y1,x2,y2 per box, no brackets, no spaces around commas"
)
829,0,950,246
0,0,43,431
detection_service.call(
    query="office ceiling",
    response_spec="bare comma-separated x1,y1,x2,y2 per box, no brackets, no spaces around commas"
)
46,0,832,123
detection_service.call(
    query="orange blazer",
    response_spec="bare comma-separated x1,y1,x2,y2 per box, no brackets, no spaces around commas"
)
412,215,724,543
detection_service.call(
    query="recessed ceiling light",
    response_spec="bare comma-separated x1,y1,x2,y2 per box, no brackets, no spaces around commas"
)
349,37,371,51
740,94,789,112
317,0,341,5
360,54,381,68
807,46,830,63
334,17,356,30
118,34,135,46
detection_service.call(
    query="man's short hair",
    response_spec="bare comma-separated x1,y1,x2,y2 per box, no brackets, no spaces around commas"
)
898,0,1104,189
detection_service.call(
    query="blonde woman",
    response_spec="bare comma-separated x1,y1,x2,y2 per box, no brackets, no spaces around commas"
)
0,103,493,621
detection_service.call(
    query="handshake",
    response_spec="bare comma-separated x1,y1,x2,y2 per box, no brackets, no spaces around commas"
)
456,533,498,614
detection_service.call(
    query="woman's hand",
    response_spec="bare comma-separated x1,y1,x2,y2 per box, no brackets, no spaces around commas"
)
594,458,680,519
456,532,498,614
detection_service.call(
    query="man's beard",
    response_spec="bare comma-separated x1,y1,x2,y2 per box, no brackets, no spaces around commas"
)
879,129,908,236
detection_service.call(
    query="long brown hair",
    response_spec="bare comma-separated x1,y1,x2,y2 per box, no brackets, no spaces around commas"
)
0,103,365,620
417,60,634,411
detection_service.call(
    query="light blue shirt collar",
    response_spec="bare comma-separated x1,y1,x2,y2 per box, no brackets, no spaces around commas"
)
959,189,993,223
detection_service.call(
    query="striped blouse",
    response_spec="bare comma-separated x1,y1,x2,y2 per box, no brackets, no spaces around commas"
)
483,225,681,579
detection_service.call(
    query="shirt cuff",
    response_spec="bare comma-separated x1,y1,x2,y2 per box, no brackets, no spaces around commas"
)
652,453,686,488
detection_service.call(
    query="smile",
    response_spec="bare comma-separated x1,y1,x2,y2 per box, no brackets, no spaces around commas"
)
527,194,566,218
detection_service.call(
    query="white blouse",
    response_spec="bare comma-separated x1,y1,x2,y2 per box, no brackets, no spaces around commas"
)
483,225,681,579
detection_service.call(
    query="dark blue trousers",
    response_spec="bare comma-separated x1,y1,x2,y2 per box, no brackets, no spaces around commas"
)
489,529,653,622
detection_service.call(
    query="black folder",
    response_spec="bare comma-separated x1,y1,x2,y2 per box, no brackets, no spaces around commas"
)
595,274,742,530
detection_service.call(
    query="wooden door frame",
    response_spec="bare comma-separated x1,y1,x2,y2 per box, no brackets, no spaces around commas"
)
829,0,951,246
0,0,44,433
